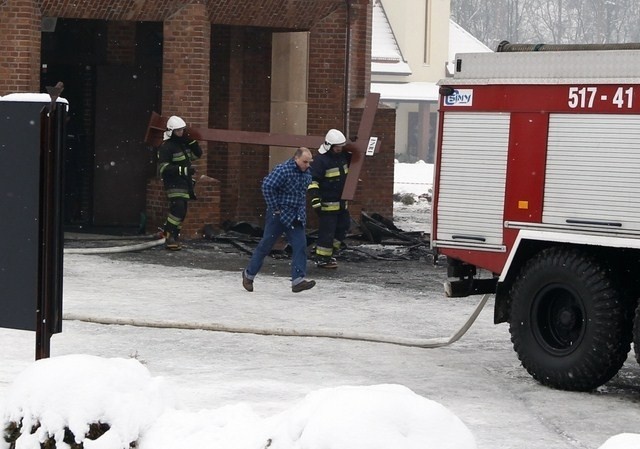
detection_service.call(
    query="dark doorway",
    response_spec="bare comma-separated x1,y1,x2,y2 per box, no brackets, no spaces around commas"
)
41,19,162,232
93,65,159,226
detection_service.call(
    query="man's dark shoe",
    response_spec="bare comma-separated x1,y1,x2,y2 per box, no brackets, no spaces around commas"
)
316,257,337,269
292,279,316,293
242,270,254,292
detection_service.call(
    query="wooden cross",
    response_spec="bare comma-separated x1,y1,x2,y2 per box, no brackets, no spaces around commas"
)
144,92,381,200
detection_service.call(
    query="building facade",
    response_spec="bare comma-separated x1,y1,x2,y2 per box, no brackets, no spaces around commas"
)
371,0,490,163
1,0,395,237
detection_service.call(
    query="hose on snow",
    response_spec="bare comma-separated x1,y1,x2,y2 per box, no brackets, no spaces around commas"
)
63,293,491,349
64,238,166,254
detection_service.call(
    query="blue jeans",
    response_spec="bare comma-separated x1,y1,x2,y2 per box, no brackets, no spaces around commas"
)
245,210,308,285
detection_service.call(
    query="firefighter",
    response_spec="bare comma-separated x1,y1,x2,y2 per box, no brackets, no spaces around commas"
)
157,115,202,250
309,128,350,269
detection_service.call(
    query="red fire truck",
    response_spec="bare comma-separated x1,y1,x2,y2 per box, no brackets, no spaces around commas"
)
432,42,640,391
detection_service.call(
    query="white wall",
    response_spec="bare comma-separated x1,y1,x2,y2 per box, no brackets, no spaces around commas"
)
375,0,450,162
381,0,450,82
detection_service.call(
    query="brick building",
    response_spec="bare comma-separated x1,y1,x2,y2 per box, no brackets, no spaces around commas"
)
0,0,395,237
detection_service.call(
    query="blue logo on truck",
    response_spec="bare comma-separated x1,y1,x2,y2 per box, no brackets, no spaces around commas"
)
444,89,473,106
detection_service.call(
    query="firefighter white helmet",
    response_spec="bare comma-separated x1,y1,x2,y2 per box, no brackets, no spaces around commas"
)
318,128,346,154
163,115,187,140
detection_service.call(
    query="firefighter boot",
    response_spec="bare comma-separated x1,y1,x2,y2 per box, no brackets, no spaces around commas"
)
316,256,338,269
164,232,182,251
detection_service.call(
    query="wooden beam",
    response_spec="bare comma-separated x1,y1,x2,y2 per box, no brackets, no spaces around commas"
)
144,92,380,200
341,92,380,199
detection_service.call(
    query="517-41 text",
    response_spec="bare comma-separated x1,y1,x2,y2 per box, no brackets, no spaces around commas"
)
568,86,634,109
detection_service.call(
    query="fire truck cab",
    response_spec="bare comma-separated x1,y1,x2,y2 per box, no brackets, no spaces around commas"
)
433,42,640,391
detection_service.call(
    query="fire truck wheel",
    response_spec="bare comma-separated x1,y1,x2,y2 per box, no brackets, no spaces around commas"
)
634,303,640,365
508,247,631,391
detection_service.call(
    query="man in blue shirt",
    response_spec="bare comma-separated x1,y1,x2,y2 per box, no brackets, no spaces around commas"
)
242,147,316,293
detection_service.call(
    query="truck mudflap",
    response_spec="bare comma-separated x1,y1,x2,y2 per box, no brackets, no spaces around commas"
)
444,256,498,297
444,277,497,298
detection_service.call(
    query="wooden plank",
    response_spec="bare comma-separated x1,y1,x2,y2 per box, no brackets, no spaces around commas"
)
342,92,380,199
144,92,380,200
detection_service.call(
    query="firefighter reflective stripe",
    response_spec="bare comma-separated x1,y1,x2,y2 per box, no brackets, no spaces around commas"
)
159,162,170,175
319,201,348,212
308,181,321,208
168,192,190,199
324,164,349,178
321,201,341,212
167,188,190,199
167,213,182,227
159,150,192,175
316,245,333,257
172,151,187,162
324,167,340,178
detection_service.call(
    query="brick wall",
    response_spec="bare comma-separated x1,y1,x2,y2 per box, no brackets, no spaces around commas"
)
146,176,221,239
307,7,348,136
346,1,372,101
305,1,396,231
1,0,396,238
145,179,167,235
161,3,210,129
208,26,272,230
39,0,345,29
350,105,395,220
0,0,41,94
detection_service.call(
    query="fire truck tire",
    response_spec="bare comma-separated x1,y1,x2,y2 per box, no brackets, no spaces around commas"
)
508,247,630,391
634,303,640,365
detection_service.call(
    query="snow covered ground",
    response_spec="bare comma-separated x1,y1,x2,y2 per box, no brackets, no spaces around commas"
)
392,160,433,233
1,162,639,449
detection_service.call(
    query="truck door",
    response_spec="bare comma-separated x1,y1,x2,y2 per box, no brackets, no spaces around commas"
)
435,112,510,249
543,114,640,231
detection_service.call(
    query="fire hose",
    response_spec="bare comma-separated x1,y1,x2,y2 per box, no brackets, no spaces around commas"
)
63,237,166,254
62,227,487,348
63,293,491,349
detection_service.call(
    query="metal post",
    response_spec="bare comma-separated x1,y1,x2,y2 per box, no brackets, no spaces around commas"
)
36,82,65,360
36,104,53,360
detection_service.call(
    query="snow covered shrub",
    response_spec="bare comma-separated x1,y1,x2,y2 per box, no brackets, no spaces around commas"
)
393,192,416,205
3,421,126,449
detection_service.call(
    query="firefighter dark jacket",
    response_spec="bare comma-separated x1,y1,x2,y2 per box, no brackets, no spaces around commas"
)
309,149,351,213
157,135,203,199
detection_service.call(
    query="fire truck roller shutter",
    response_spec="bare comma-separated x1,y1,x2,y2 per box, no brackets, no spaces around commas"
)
436,112,509,247
543,114,640,231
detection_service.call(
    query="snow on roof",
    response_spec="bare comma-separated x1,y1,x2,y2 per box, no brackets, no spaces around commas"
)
448,20,492,59
371,81,439,102
447,20,492,75
371,10,492,101
371,0,412,75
